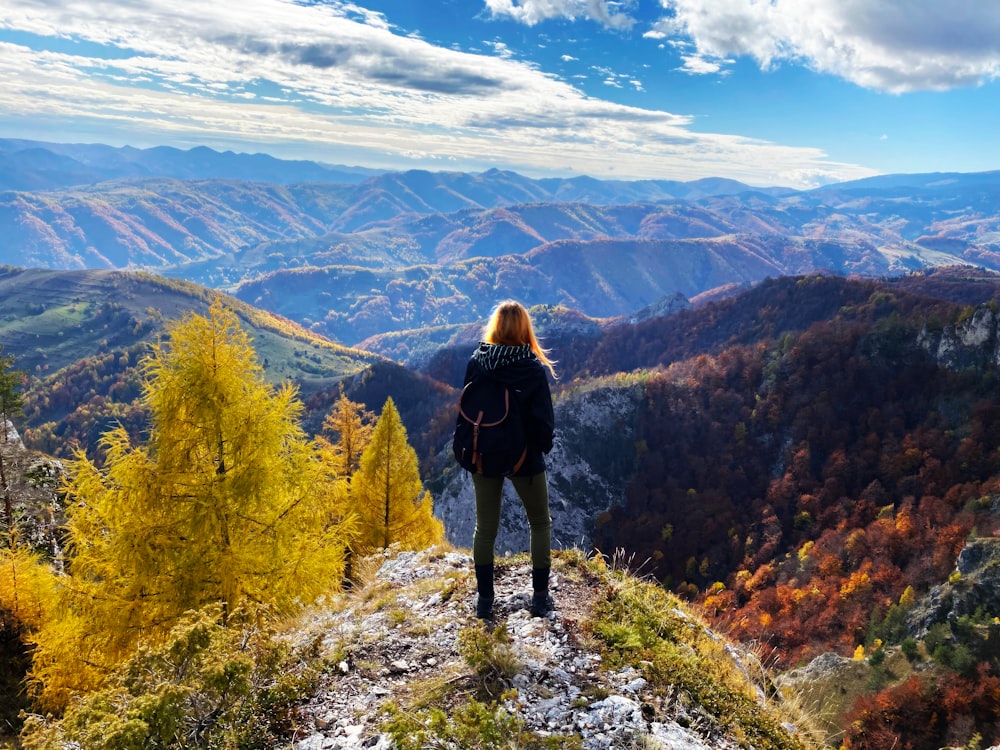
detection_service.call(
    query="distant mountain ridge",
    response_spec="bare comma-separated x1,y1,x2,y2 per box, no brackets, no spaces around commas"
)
4,138,1000,350
0,139,380,189
816,169,1000,192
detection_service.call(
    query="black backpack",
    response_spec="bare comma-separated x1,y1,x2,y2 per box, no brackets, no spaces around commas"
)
453,376,527,477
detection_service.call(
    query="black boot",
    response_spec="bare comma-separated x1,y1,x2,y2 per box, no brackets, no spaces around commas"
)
529,567,553,617
475,564,494,619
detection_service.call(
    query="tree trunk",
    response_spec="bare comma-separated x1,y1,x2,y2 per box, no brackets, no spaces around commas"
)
1,452,12,550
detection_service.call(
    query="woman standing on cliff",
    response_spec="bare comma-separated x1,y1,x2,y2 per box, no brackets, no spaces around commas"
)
461,300,557,619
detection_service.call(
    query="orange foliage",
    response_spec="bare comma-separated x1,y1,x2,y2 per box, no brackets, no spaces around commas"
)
843,669,1000,750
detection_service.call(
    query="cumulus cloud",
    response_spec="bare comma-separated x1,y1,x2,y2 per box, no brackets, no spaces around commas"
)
677,54,729,76
656,0,1000,92
0,0,875,187
484,0,636,31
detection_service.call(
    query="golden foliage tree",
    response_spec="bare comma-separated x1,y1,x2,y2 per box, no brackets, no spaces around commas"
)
318,387,374,478
350,397,443,553
31,300,356,709
1,546,58,728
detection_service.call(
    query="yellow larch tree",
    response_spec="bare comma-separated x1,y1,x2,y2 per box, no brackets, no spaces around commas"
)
1,546,58,728
30,300,356,709
350,397,443,554
317,386,374,478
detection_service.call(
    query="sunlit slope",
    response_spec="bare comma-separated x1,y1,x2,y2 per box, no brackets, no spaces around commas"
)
0,266,381,386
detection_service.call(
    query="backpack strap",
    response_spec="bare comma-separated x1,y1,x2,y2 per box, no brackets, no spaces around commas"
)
460,385,515,475
508,445,527,476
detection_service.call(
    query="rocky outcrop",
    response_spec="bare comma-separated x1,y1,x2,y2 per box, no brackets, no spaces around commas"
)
292,546,809,750
917,304,1000,369
907,536,1000,639
0,420,65,559
776,649,916,745
630,292,691,323
776,653,870,743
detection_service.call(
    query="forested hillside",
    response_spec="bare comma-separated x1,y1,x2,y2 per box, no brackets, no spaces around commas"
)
0,267,382,459
574,273,1000,747
423,269,1000,748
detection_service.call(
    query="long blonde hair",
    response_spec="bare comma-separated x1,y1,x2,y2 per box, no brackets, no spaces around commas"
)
483,300,557,378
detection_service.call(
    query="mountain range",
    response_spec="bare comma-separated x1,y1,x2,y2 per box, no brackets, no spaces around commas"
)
3,140,1000,351
0,139,381,190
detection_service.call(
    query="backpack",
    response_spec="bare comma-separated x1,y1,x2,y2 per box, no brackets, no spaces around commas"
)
453,376,527,477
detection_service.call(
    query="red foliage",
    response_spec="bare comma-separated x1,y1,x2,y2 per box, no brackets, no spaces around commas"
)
843,669,1000,750
590,284,1000,667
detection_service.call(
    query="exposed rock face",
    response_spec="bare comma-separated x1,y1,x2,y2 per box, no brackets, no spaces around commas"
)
907,537,1000,639
1,420,65,559
776,649,916,746
630,292,691,323
3,418,17,444
918,304,1000,369
776,653,870,742
433,383,644,555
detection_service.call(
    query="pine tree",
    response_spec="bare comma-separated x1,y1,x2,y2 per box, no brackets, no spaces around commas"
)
1,346,25,550
350,397,443,553
318,386,374,478
0,346,24,439
31,300,356,708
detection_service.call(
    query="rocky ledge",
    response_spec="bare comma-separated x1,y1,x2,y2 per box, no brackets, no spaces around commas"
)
289,546,811,750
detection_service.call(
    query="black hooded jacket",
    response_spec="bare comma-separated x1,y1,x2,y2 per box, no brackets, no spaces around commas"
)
462,342,554,477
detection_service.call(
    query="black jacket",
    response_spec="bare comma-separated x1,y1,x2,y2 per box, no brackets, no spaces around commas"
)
463,342,554,477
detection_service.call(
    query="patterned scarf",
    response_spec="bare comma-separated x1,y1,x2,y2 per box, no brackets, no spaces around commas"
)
472,342,535,372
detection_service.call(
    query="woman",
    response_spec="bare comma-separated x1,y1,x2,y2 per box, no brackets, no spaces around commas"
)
462,301,556,619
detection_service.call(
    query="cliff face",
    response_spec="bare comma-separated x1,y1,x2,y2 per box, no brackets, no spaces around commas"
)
907,536,1000,639
918,304,1000,369
0,420,64,559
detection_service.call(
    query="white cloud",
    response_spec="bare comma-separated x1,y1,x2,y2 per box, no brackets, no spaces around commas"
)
0,0,877,187
489,40,515,58
677,54,727,76
657,0,1000,92
484,0,636,31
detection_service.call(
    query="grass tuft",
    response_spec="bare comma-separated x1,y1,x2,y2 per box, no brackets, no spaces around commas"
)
458,623,524,700
582,552,818,750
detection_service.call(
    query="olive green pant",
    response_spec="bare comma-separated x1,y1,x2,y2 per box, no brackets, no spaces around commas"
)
472,471,552,570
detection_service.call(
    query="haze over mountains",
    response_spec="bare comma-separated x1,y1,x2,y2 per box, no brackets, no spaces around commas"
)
0,139,381,189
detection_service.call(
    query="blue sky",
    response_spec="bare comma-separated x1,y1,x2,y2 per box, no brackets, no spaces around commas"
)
1,0,999,188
